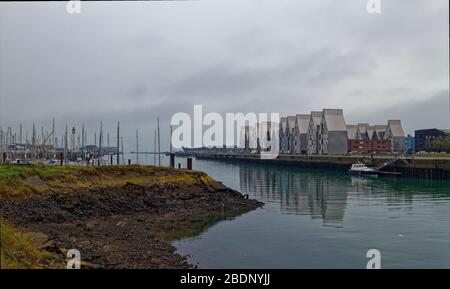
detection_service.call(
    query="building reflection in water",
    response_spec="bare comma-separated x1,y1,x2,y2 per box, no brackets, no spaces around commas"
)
237,162,450,228
239,165,350,228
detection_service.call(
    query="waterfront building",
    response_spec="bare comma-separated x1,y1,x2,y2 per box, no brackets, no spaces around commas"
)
371,125,391,152
371,125,387,140
239,125,249,151
306,111,323,155
294,114,310,155
258,121,278,152
405,134,415,153
348,123,391,153
415,129,450,152
286,116,297,154
239,125,258,152
385,120,406,152
355,123,370,140
371,139,392,153
349,123,371,153
280,117,289,153
366,125,375,140
348,139,371,154
318,109,348,155
346,125,357,141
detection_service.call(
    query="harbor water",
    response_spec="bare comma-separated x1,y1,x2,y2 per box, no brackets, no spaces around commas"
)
130,154,450,268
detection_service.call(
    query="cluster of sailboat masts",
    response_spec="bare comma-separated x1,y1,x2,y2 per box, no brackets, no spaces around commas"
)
0,117,169,165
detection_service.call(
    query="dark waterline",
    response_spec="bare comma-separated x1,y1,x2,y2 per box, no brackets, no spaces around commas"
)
129,154,450,268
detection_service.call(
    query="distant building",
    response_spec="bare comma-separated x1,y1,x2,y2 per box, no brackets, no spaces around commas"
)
239,109,406,155
294,114,310,155
348,123,391,153
355,123,370,141
405,134,415,152
240,124,259,151
372,125,387,140
307,111,323,155
279,117,288,153
286,116,296,154
346,125,357,141
371,139,391,153
366,125,375,140
319,109,348,155
347,124,370,153
415,129,450,152
385,120,406,152
258,122,277,152
371,124,391,153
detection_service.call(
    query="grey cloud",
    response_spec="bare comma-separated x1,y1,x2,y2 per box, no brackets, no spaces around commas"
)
348,89,450,135
0,0,448,151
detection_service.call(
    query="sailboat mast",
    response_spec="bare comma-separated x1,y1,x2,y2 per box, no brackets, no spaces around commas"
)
153,129,156,165
136,129,139,164
157,117,161,166
117,121,120,165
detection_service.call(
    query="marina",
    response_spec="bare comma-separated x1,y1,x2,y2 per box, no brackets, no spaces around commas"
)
0,0,448,272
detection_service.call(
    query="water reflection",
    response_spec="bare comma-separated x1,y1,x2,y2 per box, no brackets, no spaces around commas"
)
238,164,450,228
174,159,450,268
239,166,349,227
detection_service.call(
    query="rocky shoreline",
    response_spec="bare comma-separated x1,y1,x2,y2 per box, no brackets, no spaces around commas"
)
0,166,263,268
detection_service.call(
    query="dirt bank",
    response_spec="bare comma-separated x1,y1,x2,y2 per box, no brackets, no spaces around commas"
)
0,165,263,268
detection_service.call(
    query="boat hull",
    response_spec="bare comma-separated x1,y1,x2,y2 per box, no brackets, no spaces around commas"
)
348,170,379,177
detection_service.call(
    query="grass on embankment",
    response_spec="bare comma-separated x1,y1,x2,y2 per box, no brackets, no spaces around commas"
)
0,164,205,198
0,164,219,268
0,219,59,269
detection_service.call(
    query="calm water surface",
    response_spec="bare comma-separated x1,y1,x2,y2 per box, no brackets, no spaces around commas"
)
136,155,450,268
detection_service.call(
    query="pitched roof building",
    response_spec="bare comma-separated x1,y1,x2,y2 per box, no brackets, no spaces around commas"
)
307,111,323,155
319,109,348,155
366,125,375,140
356,123,370,140
371,125,387,140
279,117,288,153
294,114,310,155
385,120,405,152
286,116,297,154
239,125,258,151
346,125,357,140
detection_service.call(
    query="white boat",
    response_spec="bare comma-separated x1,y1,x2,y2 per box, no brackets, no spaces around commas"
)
349,162,379,176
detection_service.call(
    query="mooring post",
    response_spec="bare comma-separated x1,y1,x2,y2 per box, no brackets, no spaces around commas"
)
187,157,192,170
170,153,175,168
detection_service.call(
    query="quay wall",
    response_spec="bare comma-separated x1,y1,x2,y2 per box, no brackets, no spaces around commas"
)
195,153,450,181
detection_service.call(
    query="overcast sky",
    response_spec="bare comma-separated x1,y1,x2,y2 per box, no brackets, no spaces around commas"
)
0,0,448,151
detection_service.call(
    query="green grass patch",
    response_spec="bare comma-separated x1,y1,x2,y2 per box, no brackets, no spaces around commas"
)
0,219,60,269
0,164,203,198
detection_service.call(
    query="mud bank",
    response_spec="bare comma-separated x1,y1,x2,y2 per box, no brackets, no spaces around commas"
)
0,165,263,268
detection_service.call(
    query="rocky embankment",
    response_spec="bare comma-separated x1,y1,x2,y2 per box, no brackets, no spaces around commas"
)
0,165,263,268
